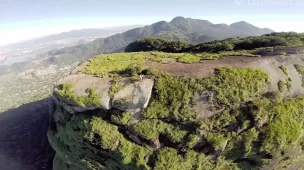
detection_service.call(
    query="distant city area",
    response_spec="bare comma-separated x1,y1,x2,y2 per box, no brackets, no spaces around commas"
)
0,63,78,112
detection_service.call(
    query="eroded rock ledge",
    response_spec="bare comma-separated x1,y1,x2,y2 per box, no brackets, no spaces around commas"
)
53,74,154,114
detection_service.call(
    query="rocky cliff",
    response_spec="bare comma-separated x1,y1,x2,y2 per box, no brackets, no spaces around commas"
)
48,50,304,170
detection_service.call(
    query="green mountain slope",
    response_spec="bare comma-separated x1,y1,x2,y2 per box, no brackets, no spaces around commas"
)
125,32,304,53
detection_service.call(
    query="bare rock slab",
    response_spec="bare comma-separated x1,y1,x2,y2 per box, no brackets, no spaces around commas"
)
55,74,112,111
112,79,154,111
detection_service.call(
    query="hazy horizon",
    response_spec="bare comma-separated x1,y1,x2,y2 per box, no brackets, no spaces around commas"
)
0,24,145,47
1,0,304,46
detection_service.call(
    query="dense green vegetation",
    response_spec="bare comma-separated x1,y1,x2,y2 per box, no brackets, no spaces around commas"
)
151,51,259,62
279,65,288,76
51,62,304,169
278,80,287,92
125,32,304,55
56,83,101,107
81,53,146,77
294,64,304,87
251,97,304,153
49,109,153,170
125,38,191,53
278,78,292,92
50,63,304,170
142,67,269,123
49,32,304,170
80,51,263,79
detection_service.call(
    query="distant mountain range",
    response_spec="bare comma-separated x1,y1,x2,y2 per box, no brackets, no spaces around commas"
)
0,25,142,50
46,16,274,64
0,17,274,76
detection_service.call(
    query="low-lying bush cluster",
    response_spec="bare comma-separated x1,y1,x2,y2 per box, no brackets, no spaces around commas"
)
56,83,101,107
294,64,304,87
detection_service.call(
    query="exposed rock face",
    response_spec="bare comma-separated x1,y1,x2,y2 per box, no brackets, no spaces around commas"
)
112,78,154,111
55,74,113,111
55,74,154,113
155,53,304,97
248,54,304,96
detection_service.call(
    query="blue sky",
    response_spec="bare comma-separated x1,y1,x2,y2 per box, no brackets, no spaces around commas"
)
0,0,304,46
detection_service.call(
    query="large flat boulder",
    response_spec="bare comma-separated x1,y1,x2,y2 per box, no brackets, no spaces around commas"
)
55,74,112,112
112,78,154,112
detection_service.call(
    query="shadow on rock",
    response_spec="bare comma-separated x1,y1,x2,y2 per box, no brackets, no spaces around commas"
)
0,98,55,170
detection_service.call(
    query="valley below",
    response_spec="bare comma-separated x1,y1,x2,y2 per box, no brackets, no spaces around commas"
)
0,98,55,170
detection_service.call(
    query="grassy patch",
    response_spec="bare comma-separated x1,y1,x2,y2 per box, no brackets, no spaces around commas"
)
262,114,302,153
143,72,198,121
111,112,133,126
206,67,270,108
56,83,101,107
219,51,260,57
133,119,188,143
114,138,153,170
279,65,288,76
109,76,122,98
86,116,122,150
81,53,146,77
187,134,201,148
250,97,304,153
278,80,286,92
286,79,292,91
150,52,219,62
178,54,201,63
143,67,269,121
154,148,239,170
294,64,304,87
202,131,228,150
50,112,153,170
81,51,262,78
151,51,260,63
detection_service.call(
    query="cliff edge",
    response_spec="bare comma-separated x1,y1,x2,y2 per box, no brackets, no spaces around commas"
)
48,50,304,170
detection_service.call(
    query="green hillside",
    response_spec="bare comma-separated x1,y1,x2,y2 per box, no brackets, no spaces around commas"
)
125,32,304,53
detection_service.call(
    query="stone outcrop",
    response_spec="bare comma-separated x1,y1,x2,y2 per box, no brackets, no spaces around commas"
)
54,73,154,114
112,78,154,111
48,50,304,170
54,74,112,111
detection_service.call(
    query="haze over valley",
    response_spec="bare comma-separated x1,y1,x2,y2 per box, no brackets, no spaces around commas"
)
0,25,141,66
